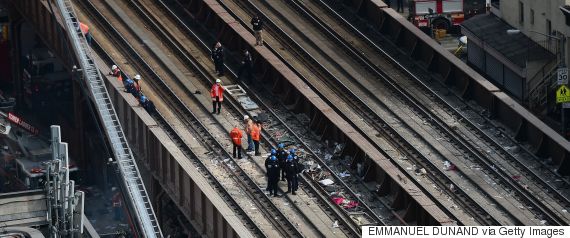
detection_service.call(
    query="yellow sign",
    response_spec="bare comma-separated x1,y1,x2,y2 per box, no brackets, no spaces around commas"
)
556,85,570,103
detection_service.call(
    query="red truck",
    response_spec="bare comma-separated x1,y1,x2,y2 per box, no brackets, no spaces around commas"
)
409,0,465,31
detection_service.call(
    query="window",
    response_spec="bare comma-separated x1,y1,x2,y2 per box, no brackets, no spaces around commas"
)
530,9,534,24
547,19,552,35
519,2,524,24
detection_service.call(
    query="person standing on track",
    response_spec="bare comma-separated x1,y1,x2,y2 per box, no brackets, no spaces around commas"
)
238,49,253,84
265,149,276,191
396,0,404,13
244,115,254,152
211,42,225,76
230,125,243,159
290,148,302,192
284,155,298,195
251,15,264,46
210,79,224,114
251,120,262,156
276,143,288,181
266,155,280,196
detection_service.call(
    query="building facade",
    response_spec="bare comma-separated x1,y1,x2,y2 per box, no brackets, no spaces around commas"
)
497,0,570,64
463,0,570,114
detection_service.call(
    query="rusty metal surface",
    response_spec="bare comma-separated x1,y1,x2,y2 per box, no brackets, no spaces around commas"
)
341,0,570,174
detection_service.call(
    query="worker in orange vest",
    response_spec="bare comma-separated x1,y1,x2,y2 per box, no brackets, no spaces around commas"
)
230,125,243,159
79,21,91,45
109,65,121,77
210,79,224,114
251,120,262,156
244,115,254,152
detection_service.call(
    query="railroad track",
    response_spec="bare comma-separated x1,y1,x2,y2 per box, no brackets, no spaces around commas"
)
217,0,505,225
219,0,570,225
136,0,396,232
76,0,307,237
311,0,570,225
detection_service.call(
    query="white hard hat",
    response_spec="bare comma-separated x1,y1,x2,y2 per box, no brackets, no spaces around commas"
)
244,115,249,120
134,74,141,80
111,65,118,70
215,78,221,83
459,36,468,45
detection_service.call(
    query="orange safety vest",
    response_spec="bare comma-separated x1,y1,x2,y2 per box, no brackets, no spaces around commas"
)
230,127,242,145
251,124,261,141
210,84,224,101
117,74,123,82
79,22,89,35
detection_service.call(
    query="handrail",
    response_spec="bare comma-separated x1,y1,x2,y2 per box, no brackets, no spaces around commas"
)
52,0,162,237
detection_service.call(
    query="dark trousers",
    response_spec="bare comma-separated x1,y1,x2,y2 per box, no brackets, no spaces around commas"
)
113,207,122,221
253,140,260,155
287,175,298,192
268,176,279,195
247,135,253,151
238,65,253,83
85,32,92,45
233,144,242,159
214,60,224,75
397,0,404,12
212,97,221,113
281,164,286,180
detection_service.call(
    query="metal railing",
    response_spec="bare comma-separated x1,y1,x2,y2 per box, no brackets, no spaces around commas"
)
53,0,162,237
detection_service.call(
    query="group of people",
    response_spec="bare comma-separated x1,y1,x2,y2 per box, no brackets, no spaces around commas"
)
229,115,263,159
265,144,302,196
229,116,302,196
209,15,263,83
109,64,155,113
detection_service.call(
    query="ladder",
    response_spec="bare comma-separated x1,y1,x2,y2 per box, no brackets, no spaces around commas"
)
53,0,162,237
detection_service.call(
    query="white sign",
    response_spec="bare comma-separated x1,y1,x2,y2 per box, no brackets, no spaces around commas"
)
362,226,569,238
558,67,568,85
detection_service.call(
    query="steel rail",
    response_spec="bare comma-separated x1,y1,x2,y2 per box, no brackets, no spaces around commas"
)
217,0,503,225
155,0,394,230
87,0,312,236
302,0,569,225
127,0,360,236
78,0,294,236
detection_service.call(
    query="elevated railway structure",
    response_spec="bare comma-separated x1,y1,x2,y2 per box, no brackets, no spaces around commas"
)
4,0,570,235
213,0,570,225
